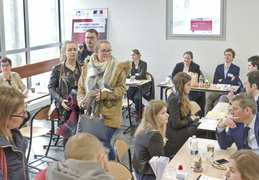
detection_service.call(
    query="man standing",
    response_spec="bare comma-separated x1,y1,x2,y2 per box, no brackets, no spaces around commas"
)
205,48,242,114
216,93,259,154
78,29,98,62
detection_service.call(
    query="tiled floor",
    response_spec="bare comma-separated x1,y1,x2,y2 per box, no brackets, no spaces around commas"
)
27,109,137,179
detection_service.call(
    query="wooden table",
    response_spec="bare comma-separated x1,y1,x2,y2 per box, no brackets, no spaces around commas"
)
126,79,151,118
157,82,240,101
25,92,50,103
163,138,237,180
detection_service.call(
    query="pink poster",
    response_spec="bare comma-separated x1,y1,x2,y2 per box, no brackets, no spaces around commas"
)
72,9,108,44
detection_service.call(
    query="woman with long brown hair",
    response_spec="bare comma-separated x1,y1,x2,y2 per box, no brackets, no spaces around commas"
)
164,72,199,157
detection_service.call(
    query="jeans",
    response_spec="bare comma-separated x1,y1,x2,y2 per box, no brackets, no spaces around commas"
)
104,126,117,160
127,87,150,110
135,171,156,180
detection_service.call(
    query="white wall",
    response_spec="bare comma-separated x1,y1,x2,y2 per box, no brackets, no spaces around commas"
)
63,0,259,99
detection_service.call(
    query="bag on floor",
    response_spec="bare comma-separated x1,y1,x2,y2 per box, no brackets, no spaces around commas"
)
76,100,106,142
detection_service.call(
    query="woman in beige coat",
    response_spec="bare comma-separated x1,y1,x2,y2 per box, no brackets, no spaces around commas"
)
77,40,131,160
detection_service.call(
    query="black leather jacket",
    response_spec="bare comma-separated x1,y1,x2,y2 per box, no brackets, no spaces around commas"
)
48,60,83,105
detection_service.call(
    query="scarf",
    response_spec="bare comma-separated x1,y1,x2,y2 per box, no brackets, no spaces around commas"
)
86,54,119,92
56,89,78,139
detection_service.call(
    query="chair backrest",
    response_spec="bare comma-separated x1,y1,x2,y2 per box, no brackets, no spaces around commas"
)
107,161,133,180
165,87,172,101
34,105,51,120
20,105,52,162
190,101,201,114
143,72,155,101
114,139,132,172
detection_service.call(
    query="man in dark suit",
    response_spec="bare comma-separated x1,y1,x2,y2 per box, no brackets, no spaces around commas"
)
216,93,259,154
218,55,259,103
205,48,242,114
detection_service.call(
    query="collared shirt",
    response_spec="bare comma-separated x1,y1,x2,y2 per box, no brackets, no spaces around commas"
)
0,72,27,92
246,115,259,154
254,94,259,102
224,65,230,79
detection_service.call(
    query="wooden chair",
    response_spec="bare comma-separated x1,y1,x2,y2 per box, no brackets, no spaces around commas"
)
107,161,134,180
20,104,57,171
165,87,172,101
114,139,133,172
190,101,201,115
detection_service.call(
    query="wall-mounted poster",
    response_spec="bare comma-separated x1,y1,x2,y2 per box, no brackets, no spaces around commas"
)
72,8,108,44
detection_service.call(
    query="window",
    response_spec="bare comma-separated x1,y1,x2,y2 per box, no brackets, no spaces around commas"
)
0,0,61,88
167,0,226,40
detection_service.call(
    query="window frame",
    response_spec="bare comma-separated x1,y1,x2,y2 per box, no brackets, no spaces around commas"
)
0,0,62,88
166,0,226,40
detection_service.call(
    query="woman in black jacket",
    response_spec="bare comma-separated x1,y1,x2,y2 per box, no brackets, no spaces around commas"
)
48,40,83,146
164,72,199,157
128,49,150,118
171,51,201,102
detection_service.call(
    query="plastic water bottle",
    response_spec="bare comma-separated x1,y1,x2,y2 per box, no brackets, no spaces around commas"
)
199,75,204,85
190,135,198,155
166,73,172,84
35,81,41,93
176,165,185,180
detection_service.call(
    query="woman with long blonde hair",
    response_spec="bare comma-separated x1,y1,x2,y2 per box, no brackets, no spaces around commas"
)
48,40,83,146
164,72,199,157
133,100,169,180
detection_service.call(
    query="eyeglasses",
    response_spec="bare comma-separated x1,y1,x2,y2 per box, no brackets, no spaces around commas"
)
11,104,28,119
85,36,96,40
100,49,112,54
211,162,226,170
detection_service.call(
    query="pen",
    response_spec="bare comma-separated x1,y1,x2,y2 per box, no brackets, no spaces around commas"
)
196,174,201,180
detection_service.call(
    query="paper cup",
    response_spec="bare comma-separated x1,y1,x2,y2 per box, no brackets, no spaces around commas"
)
31,87,35,93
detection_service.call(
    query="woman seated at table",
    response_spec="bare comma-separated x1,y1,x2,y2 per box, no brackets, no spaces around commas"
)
0,86,29,179
164,72,199,157
0,57,30,128
127,49,150,118
133,100,169,180
0,57,28,97
171,51,201,102
225,150,259,180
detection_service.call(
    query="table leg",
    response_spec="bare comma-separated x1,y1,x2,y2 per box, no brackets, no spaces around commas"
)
139,86,143,118
160,87,164,100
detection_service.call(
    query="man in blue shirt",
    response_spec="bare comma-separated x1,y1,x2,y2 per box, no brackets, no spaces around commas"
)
205,48,242,114
216,93,259,154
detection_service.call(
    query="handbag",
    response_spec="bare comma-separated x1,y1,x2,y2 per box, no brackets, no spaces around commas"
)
48,64,62,119
77,98,107,142
48,101,58,119
0,147,7,180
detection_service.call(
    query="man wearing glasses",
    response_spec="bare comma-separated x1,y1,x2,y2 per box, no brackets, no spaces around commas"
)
78,28,98,63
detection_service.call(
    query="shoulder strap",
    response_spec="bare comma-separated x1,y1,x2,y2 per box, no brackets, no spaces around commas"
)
0,147,7,180
58,64,63,92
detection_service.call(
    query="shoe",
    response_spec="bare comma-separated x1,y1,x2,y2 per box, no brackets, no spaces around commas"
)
135,110,140,118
